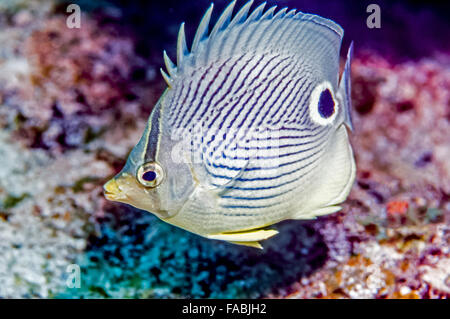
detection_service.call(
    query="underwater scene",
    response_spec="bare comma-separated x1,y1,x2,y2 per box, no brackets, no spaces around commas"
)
0,0,448,299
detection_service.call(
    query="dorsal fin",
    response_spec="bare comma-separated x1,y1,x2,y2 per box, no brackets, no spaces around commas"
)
161,0,344,86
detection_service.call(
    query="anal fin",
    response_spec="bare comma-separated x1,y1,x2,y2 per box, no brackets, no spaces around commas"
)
229,241,263,249
206,229,278,246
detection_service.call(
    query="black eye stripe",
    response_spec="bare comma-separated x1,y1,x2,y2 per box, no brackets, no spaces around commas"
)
318,89,335,118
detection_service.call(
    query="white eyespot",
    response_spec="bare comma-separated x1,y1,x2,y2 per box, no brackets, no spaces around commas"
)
137,162,165,188
309,81,339,126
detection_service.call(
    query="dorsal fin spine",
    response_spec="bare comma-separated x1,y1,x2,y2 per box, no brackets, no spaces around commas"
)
160,68,172,87
286,9,297,18
227,0,253,29
163,50,177,76
246,2,266,22
273,7,288,20
260,5,276,20
176,23,189,68
209,0,236,39
191,3,214,53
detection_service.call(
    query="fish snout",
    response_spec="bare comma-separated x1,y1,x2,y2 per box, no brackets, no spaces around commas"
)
103,178,126,201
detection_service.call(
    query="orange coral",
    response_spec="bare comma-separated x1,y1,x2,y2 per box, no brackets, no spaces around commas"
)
387,201,409,216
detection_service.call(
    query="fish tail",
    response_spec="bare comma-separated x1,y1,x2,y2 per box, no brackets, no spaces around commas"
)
338,41,354,131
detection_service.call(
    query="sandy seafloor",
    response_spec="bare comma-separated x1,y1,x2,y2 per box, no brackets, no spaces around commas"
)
0,0,448,298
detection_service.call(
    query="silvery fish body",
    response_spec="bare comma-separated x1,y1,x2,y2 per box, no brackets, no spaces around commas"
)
104,0,356,248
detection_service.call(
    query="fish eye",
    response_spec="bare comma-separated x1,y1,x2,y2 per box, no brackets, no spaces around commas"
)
309,81,339,126
137,162,164,188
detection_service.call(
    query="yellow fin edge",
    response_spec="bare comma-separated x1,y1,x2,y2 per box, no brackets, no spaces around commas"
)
206,228,279,243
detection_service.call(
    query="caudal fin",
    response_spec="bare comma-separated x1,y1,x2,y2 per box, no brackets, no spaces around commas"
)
338,42,354,131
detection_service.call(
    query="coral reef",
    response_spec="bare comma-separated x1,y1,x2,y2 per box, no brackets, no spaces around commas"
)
0,0,448,298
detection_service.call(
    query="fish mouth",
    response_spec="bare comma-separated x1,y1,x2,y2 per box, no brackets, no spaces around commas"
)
103,178,127,201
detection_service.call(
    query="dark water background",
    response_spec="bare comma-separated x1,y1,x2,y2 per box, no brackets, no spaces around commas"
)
58,0,450,63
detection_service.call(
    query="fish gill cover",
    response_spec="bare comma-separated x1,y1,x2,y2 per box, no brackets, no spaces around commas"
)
0,0,448,299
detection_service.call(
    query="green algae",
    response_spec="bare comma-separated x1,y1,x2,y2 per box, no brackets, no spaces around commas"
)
2,193,30,209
